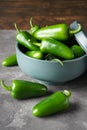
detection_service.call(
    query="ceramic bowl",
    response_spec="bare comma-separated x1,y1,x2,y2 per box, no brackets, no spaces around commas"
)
16,43,87,84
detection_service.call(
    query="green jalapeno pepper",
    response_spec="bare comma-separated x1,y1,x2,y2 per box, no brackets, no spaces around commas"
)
33,23,81,41
29,17,40,35
40,38,74,60
71,44,85,58
0,80,48,99
2,54,17,67
25,50,43,59
14,23,39,51
32,90,71,117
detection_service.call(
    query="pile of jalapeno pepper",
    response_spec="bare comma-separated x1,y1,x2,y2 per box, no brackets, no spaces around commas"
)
16,18,84,61
1,18,85,117
2,18,85,66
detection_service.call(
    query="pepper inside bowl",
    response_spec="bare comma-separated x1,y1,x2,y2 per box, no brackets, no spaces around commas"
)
16,43,87,84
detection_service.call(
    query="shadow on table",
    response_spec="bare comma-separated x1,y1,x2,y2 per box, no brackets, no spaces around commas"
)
45,71,87,91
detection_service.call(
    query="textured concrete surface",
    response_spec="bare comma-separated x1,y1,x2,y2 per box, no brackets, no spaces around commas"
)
0,30,87,130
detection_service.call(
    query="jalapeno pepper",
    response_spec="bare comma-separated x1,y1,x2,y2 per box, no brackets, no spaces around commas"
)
0,80,48,99
2,54,17,67
32,90,71,117
40,38,74,60
33,23,81,41
25,50,43,59
71,44,85,58
14,23,39,51
29,17,40,35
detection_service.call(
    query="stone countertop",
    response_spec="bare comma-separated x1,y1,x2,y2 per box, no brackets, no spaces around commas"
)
0,30,87,130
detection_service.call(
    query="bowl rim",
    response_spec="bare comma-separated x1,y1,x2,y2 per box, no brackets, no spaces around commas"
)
16,43,87,63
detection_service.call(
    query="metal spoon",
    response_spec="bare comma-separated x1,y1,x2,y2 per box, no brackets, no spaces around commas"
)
70,21,87,53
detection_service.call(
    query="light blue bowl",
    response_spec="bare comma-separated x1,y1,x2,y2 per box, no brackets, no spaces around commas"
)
16,43,87,84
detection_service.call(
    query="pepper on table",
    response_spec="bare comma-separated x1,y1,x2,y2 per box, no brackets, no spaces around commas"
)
0,80,48,99
32,90,71,117
2,54,17,67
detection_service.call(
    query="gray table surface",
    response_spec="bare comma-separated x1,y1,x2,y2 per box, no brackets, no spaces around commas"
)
0,30,87,130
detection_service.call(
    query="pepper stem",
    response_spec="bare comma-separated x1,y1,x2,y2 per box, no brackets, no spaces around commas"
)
14,23,20,33
63,90,71,98
30,17,34,28
69,24,81,35
0,80,12,91
32,42,41,47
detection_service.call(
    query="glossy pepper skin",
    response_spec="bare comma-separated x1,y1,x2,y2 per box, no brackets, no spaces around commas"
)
33,23,81,41
71,44,85,58
32,90,71,117
40,38,74,60
2,54,17,67
25,51,43,59
0,80,48,99
29,17,40,35
14,23,39,51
